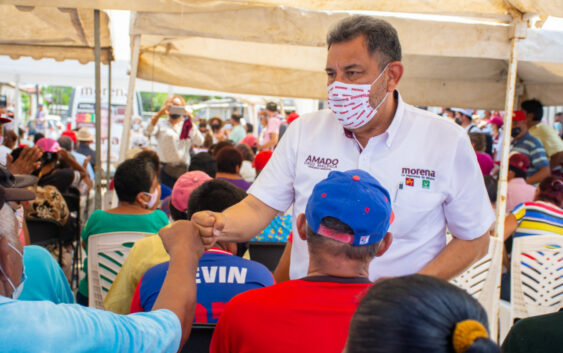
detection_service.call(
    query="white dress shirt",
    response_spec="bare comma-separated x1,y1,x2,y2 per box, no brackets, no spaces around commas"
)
145,119,203,165
249,92,495,280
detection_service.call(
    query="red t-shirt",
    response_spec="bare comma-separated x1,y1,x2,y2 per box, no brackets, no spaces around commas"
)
210,276,371,353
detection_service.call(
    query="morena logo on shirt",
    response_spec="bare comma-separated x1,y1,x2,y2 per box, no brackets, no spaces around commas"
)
401,167,436,180
304,155,339,171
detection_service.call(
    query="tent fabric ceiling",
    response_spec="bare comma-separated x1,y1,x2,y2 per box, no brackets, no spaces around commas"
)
133,8,563,109
3,0,563,19
0,5,112,64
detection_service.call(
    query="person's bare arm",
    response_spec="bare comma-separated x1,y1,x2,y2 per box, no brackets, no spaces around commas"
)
152,220,204,347
259,133,278,151
526,166,550,185
549,151,563,171
419,232,490,280
503,213,518,241
192,195,279,248
273,240,292,283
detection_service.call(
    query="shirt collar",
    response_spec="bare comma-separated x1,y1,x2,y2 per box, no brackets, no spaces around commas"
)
206,247,233,255
342,90,405,148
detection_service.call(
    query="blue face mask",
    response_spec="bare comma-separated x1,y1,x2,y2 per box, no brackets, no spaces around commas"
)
554,122,562,133
0,242,26,299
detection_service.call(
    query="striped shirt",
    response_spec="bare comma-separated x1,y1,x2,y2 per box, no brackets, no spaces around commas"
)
511,132,550,177
511,201,563,237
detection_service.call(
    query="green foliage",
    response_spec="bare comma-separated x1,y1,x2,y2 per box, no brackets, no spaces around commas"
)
139,92,221,113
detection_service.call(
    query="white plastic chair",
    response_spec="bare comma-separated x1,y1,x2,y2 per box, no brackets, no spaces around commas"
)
510,234,563,322
87,232,151,309
450,236,503,341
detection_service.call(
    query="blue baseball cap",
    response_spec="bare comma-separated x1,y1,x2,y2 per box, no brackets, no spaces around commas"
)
305,169,393,246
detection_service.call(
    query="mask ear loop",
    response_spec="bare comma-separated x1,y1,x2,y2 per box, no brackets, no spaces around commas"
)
0,260,17,294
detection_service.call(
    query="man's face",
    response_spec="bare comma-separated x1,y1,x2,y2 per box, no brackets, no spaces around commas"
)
513,119,527,139
326,35,386,108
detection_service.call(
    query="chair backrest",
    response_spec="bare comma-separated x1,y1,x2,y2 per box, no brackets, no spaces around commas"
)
180,323,216,353
26,217,63,246
511,234,563,322
450,236,503,340
248,241,286,272
87,232,151,309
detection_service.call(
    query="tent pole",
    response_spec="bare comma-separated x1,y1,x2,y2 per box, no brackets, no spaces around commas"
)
13,75,20,141
94,9,102,210
492,15,527,341
106,59,112,182
119,34,140,162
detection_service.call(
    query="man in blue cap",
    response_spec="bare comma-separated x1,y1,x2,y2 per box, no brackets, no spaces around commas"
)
209,170,393,353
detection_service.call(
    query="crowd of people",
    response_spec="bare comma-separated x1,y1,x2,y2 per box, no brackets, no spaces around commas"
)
0,14,561,353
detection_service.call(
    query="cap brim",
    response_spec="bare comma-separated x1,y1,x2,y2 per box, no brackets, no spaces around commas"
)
0,117,12,124
13,175,38,188
4,187,35,202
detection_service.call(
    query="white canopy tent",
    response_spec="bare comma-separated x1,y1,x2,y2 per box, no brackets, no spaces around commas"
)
0,4,114,209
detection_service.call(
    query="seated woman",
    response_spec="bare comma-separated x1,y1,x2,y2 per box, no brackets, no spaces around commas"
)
215,147,252,191
501,175,563,300
345,274,500,353
76,158,169,306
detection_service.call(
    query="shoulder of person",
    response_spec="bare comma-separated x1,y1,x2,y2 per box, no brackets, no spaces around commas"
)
151,209,170,223
405,104,468,137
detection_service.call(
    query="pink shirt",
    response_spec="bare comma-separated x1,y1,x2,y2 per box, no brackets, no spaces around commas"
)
506,178,536,212
262,117,281,150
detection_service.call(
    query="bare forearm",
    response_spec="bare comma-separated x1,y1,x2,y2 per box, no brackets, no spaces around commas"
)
152,256,198,346
219,195,278,242
526,167,550,185
419,233,490,280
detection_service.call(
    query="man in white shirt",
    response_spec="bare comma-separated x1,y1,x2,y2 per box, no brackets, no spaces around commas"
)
145,96,203,188
193,15,494,281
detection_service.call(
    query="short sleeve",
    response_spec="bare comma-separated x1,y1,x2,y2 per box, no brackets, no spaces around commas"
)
267,118,281,134
511,202,527,222
248,121,299,212
443,134,495,240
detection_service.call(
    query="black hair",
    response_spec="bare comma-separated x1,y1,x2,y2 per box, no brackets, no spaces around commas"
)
187,179,248,255
231,113,242,123
40,152,58,167
134,150,160,174
346,274,500,353
521,99,543,122
209,140,235,158
33,133,45,144
483,175,498,204
10,147,23,162
246,123,254,134
189,152,217,178
508,165,527,180
306,216,380,262
327,15,402,69
114,158,156,203
170,202,188,222
187,179,247,219
215,147,243,174
57,136,73,152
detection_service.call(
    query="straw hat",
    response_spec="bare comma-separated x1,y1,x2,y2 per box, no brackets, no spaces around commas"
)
76,128,94,142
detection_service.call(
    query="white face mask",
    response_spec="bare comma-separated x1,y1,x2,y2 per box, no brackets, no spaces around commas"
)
143,189,158,209
327,64,389,130
0,242,26,299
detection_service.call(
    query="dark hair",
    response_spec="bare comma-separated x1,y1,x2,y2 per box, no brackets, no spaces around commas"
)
246,123,254,134
40,152,58,166
10,147,24,162
508,165,527,179
327,15,402,69
187,179,247,219
483,175,498,204
521,99,543,122
57,136,73,152
469,133,486,153
33,133,45,144
209,141,235,157
114,158,156,203
346,275,500,353
235,143,255,162
189,152,217,178
170,202,188,221
306,216,380,262
216,147,243,174
134,150,160,174
537,175,563,207
231,113,242,123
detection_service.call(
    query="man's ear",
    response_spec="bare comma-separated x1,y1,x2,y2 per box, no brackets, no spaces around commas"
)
376,232,393,257
386,62,404,92
135,192,149,207
297,213,307,241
